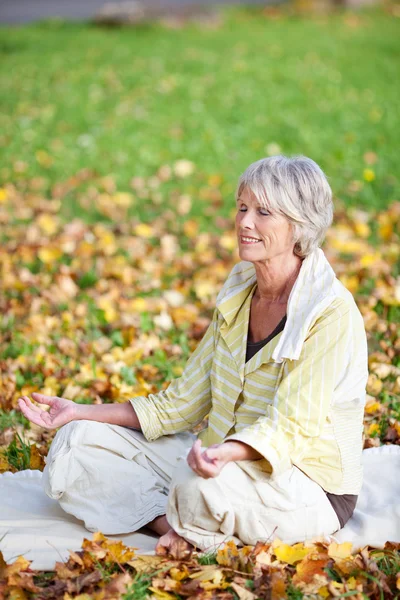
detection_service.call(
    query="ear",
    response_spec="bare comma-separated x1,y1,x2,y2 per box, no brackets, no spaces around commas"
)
290,223,303,257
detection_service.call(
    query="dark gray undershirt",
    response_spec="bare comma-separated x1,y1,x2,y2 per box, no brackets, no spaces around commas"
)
245,317,357,529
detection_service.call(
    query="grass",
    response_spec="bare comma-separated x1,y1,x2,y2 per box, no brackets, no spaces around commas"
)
0,5,399,229
196,550,218,565
0,409,29,432
2,433,32,471
123,572,153,600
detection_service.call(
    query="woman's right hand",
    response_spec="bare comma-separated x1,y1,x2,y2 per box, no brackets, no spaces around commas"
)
18,393,80,429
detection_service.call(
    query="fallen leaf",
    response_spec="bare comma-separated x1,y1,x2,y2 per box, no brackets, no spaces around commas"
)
230,581,256,600
273,540,311,565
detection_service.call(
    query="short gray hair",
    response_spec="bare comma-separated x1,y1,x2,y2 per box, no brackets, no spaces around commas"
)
236,155,333,258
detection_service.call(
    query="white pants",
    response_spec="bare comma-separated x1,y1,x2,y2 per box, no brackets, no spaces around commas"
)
43,420,340,550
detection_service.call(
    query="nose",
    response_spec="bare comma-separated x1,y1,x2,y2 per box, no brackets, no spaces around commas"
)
240,210,255,229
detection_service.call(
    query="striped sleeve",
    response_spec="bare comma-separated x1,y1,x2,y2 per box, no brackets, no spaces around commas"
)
129,309,218,441
225,300,352,478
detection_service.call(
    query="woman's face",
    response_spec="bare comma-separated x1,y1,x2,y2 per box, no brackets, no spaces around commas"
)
235,187,295,263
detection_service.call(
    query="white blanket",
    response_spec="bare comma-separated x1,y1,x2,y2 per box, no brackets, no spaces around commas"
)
1,445,399,571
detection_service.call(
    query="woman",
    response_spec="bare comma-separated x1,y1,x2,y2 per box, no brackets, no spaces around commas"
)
18,155,368,555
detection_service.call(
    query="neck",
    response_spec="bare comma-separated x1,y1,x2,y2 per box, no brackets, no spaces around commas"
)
253,253,303,303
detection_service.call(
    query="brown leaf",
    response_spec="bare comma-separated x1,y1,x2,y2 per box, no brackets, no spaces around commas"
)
271,571,286,599
102,572,133,598
5,556,31,578
55,561,82,580
230,582,256,600
0,551,7,578
383,426,399,443
68,550,85,567
29,444,45,471
74,569,102,594
127,555,165,574
292,555,329,585
7,572,40,593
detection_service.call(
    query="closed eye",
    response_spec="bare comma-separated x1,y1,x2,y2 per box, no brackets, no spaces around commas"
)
238,207,270,216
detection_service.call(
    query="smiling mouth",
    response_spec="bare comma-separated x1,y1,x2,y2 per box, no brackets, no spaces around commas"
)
240,236,261,244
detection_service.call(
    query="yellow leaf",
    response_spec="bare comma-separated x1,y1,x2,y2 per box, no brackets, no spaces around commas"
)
0,451,10,473
339,275,359,294
365,401,382,414
219,234,237,251
127,555,164,574
333,239,368,253
148,589,177,599
37,213,58,235
318,586,330,598
94,226,117,254
367,423,380,436
366,373,383,396
328,542,353,560
7,588,28,600
360,252,381,268
6,556,31,577
217,540,240,567
38,247,62,264
97,297,118,323
194,279,214,300
183,220,199,238
347,576,358,589
113,192,134,207
169,566,190,581
378,214,393,241
29,445,45,471
134,223,154,238
273,540,311,565
130,297,148,312
354,221,371,238
0,188,8,203
102,540,136,563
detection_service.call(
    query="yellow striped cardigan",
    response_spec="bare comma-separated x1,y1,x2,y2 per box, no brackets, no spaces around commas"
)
130,249,369,494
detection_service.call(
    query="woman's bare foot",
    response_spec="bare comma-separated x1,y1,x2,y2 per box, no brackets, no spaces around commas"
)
147,515,170,536
155,528,194,559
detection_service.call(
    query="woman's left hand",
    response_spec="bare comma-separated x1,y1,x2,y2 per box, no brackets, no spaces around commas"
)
187,439,233,479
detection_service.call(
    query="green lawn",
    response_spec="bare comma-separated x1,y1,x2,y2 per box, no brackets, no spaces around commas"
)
0,6,399,226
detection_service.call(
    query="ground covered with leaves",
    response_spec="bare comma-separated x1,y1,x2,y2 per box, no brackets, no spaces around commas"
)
1,4,400,599
2,534,400,600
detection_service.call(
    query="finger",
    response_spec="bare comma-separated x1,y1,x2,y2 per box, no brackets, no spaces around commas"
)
186,450,195,469
155,541,168,556
202,447,220,463
192,439,203,468
31,393,56,406
18,397,42,414
18,397,51,427
187,452,202,475
19,405,48,427
18,397,39,418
